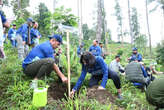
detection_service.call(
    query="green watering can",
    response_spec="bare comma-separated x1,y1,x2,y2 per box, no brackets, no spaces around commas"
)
32,85,49,107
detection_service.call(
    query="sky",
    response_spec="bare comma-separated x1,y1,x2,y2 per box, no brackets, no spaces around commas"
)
3,0,164,47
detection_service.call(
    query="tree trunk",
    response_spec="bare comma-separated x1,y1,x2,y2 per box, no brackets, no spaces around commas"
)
161,5,164,41
96,0,103,41
78,0,83,44
146,0,152,58
17,0,21,9
127,0,133,47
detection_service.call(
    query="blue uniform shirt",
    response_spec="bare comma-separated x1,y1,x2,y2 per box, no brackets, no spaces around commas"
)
16,23,29,42
30,28,41,44
22,41,54,69
130,53,142,62
73,56,108,91
8,28,17,39
89,45,101,56
0,11,7,24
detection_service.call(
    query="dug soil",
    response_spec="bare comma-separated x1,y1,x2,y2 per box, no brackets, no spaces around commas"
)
86,86,116,104
48,83,116,105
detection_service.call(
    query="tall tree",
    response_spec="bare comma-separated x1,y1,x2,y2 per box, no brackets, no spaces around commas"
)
127,0,133,47
134,34,148,55
11,0,30,19
34,3,52,36
77,0,83,44
131,7,140,45
82,24,96,40
114,0,123,44
146,0,152,57
96,0,103,41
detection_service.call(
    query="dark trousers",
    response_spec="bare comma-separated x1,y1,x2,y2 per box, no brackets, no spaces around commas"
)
89,68,121,89
23,58,55,78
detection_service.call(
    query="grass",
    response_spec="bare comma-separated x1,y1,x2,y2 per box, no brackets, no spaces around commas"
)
0,40,161,110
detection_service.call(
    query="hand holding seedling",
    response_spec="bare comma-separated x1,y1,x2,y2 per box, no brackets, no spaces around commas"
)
70,89,76,98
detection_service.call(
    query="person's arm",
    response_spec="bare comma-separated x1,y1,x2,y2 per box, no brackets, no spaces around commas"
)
53,63,67,83
141,65,147,77
89,46,92,52
118,62,124,71
73,66,87,91
30,28,38,38
137,54,142,62
3,21,10,28
95,46,101,56
1,13,10,28
38,31,41,38
97,57,108,88
77,47,81,55
21,25,28,42
8,28,12,38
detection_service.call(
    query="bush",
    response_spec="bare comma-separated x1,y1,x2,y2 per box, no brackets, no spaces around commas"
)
156,41,164,66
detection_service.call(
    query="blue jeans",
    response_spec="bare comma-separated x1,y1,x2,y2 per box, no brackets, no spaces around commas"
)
89,68,121,89
10,39,17,47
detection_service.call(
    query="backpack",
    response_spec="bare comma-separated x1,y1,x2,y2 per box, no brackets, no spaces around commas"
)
125,61,146,84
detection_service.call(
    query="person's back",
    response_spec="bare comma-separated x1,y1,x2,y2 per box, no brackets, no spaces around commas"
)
146,75,164,109
125,61,146,84
22,41,54,69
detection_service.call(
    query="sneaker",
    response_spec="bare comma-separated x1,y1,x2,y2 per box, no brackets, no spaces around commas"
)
30,80,38,89
117,94,123,100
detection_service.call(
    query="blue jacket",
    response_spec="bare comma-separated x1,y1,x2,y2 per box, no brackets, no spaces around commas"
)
130,53,142,62
89,45,101,56
16,23,29,42
0,11,7,24
22,41,54,69
77,46,84,56
73,56,108,91
8,28,17,39
30,28,41,44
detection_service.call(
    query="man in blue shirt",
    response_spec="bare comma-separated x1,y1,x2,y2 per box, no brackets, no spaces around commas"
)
128,47,142,62
8,24,17,47
22,34,68,88
77,43,84,57
89,40,101,56
30,22,41,47
0,2,10,59
16,17,33,60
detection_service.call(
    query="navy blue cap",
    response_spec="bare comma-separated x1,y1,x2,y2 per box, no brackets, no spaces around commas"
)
27,17,33,22
13,24,16,26
49,34,63,44
132,47,138,51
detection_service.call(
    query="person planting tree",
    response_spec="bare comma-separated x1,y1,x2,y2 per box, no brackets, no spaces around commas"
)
70,51,123,99
22,34,68,88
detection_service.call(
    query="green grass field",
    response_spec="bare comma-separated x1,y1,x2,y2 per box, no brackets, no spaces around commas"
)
0,40,162,110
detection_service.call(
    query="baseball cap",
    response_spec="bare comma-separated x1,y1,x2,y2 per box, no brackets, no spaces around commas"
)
49,34,63,44
115,55,121,59
132,47,138,51
27,17,34,22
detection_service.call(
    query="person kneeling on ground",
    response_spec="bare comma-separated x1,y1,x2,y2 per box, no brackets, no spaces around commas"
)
109,55,125,75
22,34,68,88
146,75,164,110
70,52,123,99
125,59,151,89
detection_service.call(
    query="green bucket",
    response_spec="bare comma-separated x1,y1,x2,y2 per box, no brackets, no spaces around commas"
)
32,86,49,107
